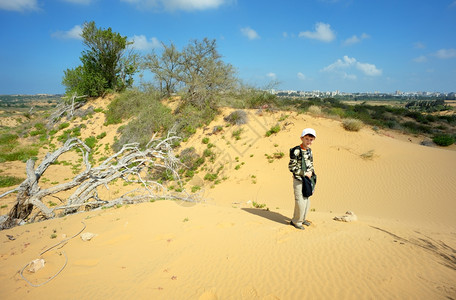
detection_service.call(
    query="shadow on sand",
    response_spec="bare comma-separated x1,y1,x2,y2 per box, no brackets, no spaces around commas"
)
241,208,291,225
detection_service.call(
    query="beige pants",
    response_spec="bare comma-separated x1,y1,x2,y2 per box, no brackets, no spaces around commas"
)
291,177,310,226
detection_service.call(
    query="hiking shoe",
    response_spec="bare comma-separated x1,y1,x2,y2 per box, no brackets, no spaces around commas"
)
303,220,311,226
290,221,305,230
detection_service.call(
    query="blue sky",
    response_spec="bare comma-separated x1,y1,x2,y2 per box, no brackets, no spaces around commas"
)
1,0,455,94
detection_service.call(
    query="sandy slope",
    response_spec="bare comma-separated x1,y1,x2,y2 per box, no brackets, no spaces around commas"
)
1,107,455,299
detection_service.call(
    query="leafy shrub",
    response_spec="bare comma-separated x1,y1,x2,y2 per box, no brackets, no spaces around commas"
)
191,185,201,193
202,137,209,144
265,124,280,137
84,136,97,149
432,134,455,146
232,128,243,140
224,110,248,125
97,132,107,140
204,173,218,181
342,118,363,132
59,122,70,130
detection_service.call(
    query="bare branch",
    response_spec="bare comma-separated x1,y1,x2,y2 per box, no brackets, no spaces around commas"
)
0,132,196,230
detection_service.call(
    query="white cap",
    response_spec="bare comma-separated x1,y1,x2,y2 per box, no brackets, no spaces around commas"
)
301,128,316,138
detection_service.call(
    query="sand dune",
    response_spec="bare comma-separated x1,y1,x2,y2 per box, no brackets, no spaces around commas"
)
1,107,455,299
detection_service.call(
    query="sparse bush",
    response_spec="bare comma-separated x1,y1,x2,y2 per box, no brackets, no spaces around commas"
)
180,147,204,171
58,122,70,130
204,173,218,181
224,110,248,125
232,128,243,140
0,148,38,162
97,132,107,140
0,175,24,187
191,185,201,193
432,134,455,146
111,92,174,151
342,118,364,132
308,105,322,115
84,136,97,149
265,124,280,136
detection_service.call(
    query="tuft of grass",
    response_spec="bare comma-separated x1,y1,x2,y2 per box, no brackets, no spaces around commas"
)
342,118,364,132
232,128,243,140
360,150,375,160
265,124,280,137
204,173,218,181
0,175,24,187
191,185,201,193
252,201,267,209
58,122,70,130
96,132,107,140
201,137,209,144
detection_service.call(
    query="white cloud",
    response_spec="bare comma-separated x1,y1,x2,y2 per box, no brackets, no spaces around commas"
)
297,72,306,80
129,35,162,50
61,0,92,4
51,25,83,40
434,48,456,59
241,27,260,40
413,55,427,63
266,72,277,80
0,0,39,12
299,22,335,42
356,61,382,76
343,33,369,46
322,55,382,77
120,0,228,11
414,42,426,49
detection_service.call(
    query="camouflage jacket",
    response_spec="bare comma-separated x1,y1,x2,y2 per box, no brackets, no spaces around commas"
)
288,145,315,181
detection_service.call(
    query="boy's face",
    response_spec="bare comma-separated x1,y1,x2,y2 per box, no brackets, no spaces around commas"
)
300,135,315,148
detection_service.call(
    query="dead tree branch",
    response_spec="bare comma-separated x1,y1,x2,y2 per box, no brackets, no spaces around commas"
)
0,131,190,230
47,94,87,127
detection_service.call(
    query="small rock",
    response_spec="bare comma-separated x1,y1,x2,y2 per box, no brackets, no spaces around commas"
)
28,259,45,273
333,211,358,222
80,232,97,241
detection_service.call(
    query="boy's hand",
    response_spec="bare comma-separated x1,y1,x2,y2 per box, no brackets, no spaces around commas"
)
304,171,312,178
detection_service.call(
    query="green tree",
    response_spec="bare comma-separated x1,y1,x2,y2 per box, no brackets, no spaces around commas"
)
142,38,237,108
62,21,138,97
143,42,182,97
180,38,236,109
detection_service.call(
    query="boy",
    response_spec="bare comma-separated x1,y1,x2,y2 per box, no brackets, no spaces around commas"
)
288,128,317,230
